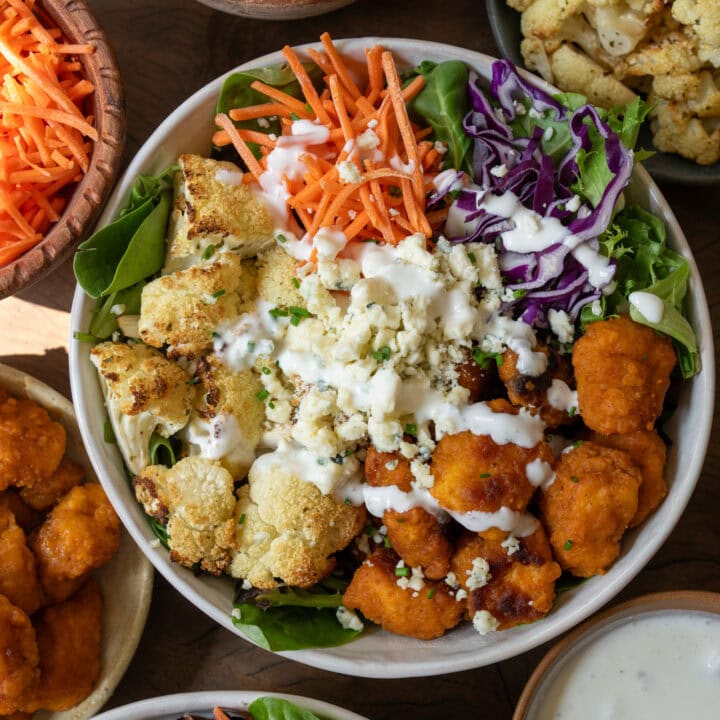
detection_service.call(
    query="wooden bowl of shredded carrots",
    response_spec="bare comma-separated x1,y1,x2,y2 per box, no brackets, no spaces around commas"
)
0,0,124,300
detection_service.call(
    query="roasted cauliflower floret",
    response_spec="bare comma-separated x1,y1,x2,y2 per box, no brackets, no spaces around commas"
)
139,252,244,359
256,244,303,307
672,0,720,68
183,356,265,479
134,457,237,574
229,458,366,589
90,341,194,474
165,154,274,272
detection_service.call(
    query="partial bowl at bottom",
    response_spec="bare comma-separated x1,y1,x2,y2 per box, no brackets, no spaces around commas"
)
0,363,153,720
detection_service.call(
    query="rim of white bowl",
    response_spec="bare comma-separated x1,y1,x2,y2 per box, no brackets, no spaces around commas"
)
70,37,715,679
92,690,368,720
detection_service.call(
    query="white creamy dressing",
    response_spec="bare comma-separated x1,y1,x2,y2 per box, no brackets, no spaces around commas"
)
629,290,664,324
446,185,614,290
449,507,538,536
531,611,720,720
525,458,555,488
183,413,256,474
214,167,244,186
547,379,578,414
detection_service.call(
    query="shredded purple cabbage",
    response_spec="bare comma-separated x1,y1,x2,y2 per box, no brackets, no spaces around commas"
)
435,61,635,330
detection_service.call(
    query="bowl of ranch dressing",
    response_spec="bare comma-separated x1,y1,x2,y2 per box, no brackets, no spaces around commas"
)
514,591,720,720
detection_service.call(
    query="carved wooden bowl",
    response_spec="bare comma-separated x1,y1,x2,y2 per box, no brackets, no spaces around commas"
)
0,0,124,300
195,0,359,20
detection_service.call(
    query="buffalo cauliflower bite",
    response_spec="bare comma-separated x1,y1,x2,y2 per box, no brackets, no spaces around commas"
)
572,316,676,435
134,457,237,574
0,395,65,491
342,547,464,640
430,400,554,514
0,595,39,715
19,458,83,511
0,505,42,615
364,447,452,580
539,441,641,577
139,252,244,358
183,356,265,479
164,154,274,272
0,491,43,533
31,484,120,603
90,341,194,474
230,459,366,589
450,526,561,630
20,579,102,713
588,429,667,526
499,344,576,428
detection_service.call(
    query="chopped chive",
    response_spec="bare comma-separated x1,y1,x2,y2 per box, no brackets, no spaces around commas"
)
467,251,477,265
290,315,301,326
564,539,574,551
383,536,392,549
389,185,402,197
211,331,221,338
304,103,312,113
568,406,577,417
73,331,98,343
276,233,287,243
513,289,527,299
239,513,246,525
186,377,200,385
364,525,377,536
404,423,417,437
202,244,216,260
427,588,436,599
269,307,289,318
290,112,300,120
291,277,301,289
473,349,503,369
570,475,579,483
247,340,256,352
344,497,352,506
261,366,272,375
268,401,275,409
211,289,226,299
448,188,461,200
572,440,583,449
395,566,410,577
371,346,392,361
479,473,491,479
256,388,269,402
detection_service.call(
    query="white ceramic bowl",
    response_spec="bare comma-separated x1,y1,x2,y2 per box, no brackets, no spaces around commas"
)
69,38,715,679
0,363,153,720
93,690,368,720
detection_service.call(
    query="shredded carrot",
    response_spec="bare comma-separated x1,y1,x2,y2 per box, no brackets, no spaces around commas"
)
216,33,437,254
0,0,95,268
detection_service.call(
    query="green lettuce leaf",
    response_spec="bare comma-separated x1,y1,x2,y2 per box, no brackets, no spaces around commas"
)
248,698,323,720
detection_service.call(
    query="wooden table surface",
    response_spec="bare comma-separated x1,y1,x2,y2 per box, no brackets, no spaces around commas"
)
1,1,719,717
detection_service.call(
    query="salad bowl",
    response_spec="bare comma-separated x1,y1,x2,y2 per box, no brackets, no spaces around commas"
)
69,38,714,678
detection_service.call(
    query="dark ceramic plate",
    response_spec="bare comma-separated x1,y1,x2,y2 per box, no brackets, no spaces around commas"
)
485,0,720,185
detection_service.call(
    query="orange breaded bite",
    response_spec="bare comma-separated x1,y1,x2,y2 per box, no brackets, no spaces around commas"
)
342,548,464,640
364,448,452,579
21,579,102,713
430,400,553,514
0,595,39,715
589,429,668,527
450,527,561,630
0,492,43,534
19,459,84,512
499,345,576,428
0,506,42,615
539,441,641,577
31,484,120,603
0,397,65,491
455,356,503,404
572,316,676,435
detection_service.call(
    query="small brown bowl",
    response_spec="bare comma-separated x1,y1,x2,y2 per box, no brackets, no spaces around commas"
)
514,591,720,719
195,0,359,20
0,0,124,301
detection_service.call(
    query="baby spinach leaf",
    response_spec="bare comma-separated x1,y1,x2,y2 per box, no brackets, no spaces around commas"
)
149,432,178,467
74,169,174,299
248,698,323,720
216,62,322,159
406,60,472,172
89,281,144,339
231,603,360,651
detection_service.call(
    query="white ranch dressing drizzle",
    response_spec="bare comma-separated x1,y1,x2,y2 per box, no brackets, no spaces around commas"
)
525,458,555,488
183,413,255,472
546,379,578,414
446,185,614,290
629,290,664,324
531,611,720,720
448,507,538,537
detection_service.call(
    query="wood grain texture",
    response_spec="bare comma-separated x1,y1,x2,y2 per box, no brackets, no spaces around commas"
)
0,0,125,300
0,1,719,717
195,0,359,20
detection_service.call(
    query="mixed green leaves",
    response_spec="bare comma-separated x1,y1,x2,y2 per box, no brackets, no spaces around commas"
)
216,62,322,160
247,698,324,720
73,166,176,339
588,205,699,377
231,577,361,651
404,60,472,172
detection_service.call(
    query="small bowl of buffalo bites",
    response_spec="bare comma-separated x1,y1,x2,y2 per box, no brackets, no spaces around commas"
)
0,363,152,719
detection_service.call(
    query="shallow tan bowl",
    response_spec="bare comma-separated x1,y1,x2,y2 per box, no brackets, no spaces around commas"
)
195,0,358,20
513,591,720,719
0,363,153,720
0,0,124,301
